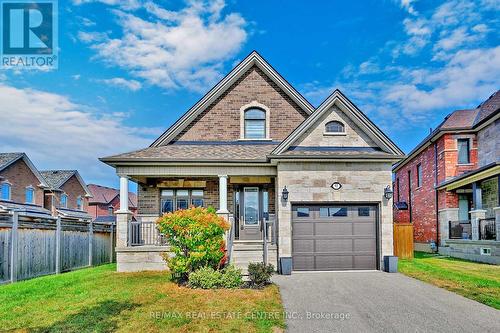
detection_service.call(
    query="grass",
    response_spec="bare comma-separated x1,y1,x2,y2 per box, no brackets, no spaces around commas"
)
0,264,285,333
399,252,500,309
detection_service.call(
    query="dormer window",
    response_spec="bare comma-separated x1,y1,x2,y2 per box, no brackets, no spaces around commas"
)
244,108,266,139
325,121,345,134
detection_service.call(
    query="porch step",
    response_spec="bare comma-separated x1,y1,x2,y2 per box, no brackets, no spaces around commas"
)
230,242,278,274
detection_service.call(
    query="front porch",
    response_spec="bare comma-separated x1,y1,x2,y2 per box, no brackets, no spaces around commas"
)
438,166,500,264
114,166,280,272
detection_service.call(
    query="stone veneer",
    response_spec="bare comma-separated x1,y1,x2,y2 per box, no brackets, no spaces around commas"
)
477,119,499,167
276,161,394,269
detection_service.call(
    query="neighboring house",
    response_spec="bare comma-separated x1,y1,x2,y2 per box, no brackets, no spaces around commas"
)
0,153,50,212
393,91,499,263
101,51,404,273
40,170,92,217
87,184,137,222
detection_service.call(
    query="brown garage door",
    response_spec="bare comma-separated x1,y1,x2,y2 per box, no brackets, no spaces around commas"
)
292,204,377,271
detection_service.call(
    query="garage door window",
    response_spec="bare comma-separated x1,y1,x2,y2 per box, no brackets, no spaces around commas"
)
320,207,348,217
296,207,309,217
358,207,370,216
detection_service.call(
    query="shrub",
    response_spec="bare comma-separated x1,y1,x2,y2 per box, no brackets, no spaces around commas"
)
188,266,222,289
188,265,243,289
248,262,274,288
220,265,243,289
156,207,229,281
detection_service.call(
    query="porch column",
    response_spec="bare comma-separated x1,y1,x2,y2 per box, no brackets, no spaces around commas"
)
116,175,132,248
217,175,229,215
438,208,458,246
470,209,486,241
494,207,500,241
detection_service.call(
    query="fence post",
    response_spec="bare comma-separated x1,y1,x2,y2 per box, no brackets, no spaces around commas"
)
88,221,93,267
55,217,62,274
10,211,19,283
109,224,114,263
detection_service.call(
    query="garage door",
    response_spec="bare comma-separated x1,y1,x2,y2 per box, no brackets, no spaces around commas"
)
292,204,377,271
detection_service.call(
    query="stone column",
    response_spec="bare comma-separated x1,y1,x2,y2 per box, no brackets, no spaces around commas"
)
216,175,229,217
494,207,500,241
438,208,458,246
116,175,132,248
470,209,487,241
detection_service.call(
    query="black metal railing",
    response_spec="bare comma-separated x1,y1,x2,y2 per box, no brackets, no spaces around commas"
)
449,220,472,240
129,221,168,246
479,218,496,240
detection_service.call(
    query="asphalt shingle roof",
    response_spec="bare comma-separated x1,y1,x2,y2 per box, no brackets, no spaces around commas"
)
0,153,24,171
40,170,76,189
87,184,137,207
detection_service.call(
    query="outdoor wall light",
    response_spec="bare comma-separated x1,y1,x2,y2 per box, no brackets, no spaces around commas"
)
282,186,289,201
384,185,394,200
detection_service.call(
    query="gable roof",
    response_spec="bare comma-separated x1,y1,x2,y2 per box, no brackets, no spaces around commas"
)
394,90,500,172
87,184,137,208
150,51,315,147
272,90,404,157
0,152,49,187
40,170,92,197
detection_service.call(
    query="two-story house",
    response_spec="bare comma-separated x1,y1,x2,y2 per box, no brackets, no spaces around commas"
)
101,51,404,274
87,184,137,222
393,91,499,263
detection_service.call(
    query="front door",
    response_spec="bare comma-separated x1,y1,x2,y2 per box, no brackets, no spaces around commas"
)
234,186,269,240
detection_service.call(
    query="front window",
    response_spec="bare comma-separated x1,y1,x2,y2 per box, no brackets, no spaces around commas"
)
76,196,83,210
25,187,34,203
457,139,470,164
416,164,422,187
325,121,345,133
1,183,11,200
244,108,266,139
161,189,205,214
60,194,68,208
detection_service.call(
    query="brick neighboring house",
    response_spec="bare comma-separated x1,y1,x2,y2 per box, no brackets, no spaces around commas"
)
101,51,404,273
0,153,50,213
40,170,92,218
393,91,499,263
87,184,137,222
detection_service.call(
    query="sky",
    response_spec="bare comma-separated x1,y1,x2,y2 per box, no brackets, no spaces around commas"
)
0,0,499,192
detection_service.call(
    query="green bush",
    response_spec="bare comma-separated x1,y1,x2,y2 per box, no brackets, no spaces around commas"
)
248,262,274,288
188,265,243,289
220,265,243,289
156,207,229,281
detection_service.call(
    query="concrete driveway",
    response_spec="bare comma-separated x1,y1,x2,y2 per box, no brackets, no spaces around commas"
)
273,271,500,333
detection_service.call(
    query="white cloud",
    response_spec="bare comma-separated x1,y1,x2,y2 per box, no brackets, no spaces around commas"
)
72,0,141,10
0,83,157,184
72,74,81,80
398,0,418,15
98,77,142,91
77,0,247,92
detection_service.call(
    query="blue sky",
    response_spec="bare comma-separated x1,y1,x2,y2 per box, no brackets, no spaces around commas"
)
1,0,499,191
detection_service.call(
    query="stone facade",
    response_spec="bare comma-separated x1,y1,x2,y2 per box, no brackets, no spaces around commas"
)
0,159,44,205
477,119,499,167
277,161,394,268
439,240,500,265
172,66,308,142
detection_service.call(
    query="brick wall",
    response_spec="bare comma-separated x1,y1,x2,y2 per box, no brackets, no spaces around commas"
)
0,159,44,206
172,66,309,142
57,175,89,211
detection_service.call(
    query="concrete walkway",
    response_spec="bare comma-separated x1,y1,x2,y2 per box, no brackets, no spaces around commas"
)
273,271,500,333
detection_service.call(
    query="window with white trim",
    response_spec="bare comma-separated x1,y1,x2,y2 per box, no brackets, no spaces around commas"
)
1,183,11,200
325,121,345,133
60,193,68,208
25,186,34,203
76,196,83,210
161,189,205,214
244,108,266,139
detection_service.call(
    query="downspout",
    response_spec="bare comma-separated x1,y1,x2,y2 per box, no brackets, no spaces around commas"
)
434,141,439,251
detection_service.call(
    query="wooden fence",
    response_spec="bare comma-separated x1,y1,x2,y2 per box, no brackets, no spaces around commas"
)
393,223,414,259
0,211,115,284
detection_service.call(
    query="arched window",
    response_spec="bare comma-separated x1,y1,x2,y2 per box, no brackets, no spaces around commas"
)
325,121,345,133
244,108,266,139
1,183,11,200
60,193,68,208
25,186,34,203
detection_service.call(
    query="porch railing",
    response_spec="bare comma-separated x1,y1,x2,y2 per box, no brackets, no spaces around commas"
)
448,220,472,240
129,220,168,246
479,218,496,241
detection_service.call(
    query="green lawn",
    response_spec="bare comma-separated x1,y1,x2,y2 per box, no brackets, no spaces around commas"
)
0,264,285,332
399,252,500,309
